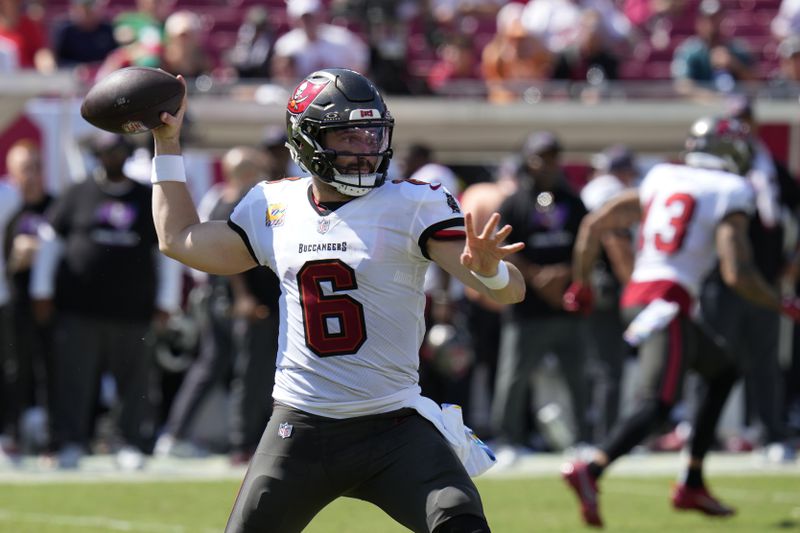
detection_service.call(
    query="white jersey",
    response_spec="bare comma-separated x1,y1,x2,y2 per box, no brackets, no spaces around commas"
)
632,163,754,297
580,173,626,212
229,177,465,418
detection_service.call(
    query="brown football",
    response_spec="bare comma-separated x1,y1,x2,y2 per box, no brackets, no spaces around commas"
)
80,67,185,134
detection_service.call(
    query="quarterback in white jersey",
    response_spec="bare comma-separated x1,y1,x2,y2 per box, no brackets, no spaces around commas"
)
149,68,525,533
229,175,467,418
561,116,800,528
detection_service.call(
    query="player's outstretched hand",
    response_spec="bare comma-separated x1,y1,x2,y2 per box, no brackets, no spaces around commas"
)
460,212,524,276
152,74,188,150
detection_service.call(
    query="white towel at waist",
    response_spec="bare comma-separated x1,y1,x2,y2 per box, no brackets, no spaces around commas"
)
404,395,496,477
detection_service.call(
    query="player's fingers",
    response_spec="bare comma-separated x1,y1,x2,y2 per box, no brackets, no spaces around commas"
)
479,212,500,240
464,212,476,239
171,75,189,120
494,224,513,242
498,242,525,255
159,112,177,125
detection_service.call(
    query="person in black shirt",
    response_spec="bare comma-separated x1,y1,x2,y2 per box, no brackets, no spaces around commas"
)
30,133,180,469
490,131,590,460
4,140,53,453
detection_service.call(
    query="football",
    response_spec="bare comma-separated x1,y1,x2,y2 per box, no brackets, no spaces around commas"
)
80,67,185,135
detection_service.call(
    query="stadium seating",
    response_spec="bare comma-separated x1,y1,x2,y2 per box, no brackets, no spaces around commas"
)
38,0,785,85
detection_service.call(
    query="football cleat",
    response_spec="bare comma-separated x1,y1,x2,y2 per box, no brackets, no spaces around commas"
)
562,461,603,527
671,483,736,517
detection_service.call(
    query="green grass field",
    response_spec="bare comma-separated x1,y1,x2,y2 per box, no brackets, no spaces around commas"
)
0,473,798,532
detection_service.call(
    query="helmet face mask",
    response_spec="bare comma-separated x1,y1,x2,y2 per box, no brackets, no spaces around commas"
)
684,116,753,175
286,69,394,196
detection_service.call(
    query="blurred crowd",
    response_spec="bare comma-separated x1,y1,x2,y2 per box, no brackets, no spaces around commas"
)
1,0,800,471
2,0,800,99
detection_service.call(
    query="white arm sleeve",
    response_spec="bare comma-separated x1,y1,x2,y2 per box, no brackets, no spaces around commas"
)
29,223,64,299
155,252,184,313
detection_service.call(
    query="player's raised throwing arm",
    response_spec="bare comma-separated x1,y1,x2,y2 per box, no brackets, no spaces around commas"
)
150,78,257,275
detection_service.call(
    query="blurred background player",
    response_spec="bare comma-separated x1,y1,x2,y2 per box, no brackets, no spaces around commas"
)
561,116,800,527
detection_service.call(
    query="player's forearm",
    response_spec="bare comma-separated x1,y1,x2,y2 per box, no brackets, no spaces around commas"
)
722,260,781,312
154,135,181,156
717,214,781,312
572,218,601,284
602,232,634,285
152,182,201,261
487,261,526,304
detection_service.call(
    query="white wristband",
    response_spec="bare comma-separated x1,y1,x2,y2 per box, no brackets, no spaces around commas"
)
471,261,510,290
151,155,186,183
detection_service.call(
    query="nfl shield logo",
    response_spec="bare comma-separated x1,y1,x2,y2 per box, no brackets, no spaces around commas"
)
278,422,293,439
317,218,330,234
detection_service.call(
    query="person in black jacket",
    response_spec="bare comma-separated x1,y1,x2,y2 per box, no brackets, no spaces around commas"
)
31,133,180,469
490,131,590,460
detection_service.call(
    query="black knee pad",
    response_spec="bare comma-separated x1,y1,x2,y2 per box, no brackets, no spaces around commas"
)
433,514,491,533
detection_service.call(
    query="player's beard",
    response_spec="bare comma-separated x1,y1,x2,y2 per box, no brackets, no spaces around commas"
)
338,156,377,176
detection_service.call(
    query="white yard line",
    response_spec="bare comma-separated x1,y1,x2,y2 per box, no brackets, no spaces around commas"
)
0,508,218,533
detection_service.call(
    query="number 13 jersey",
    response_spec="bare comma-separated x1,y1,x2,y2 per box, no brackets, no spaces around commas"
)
229,177,464,418
632,163,754,298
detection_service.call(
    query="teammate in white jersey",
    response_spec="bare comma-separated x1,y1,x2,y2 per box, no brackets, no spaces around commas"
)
560,116,800,528
149,68,525,532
